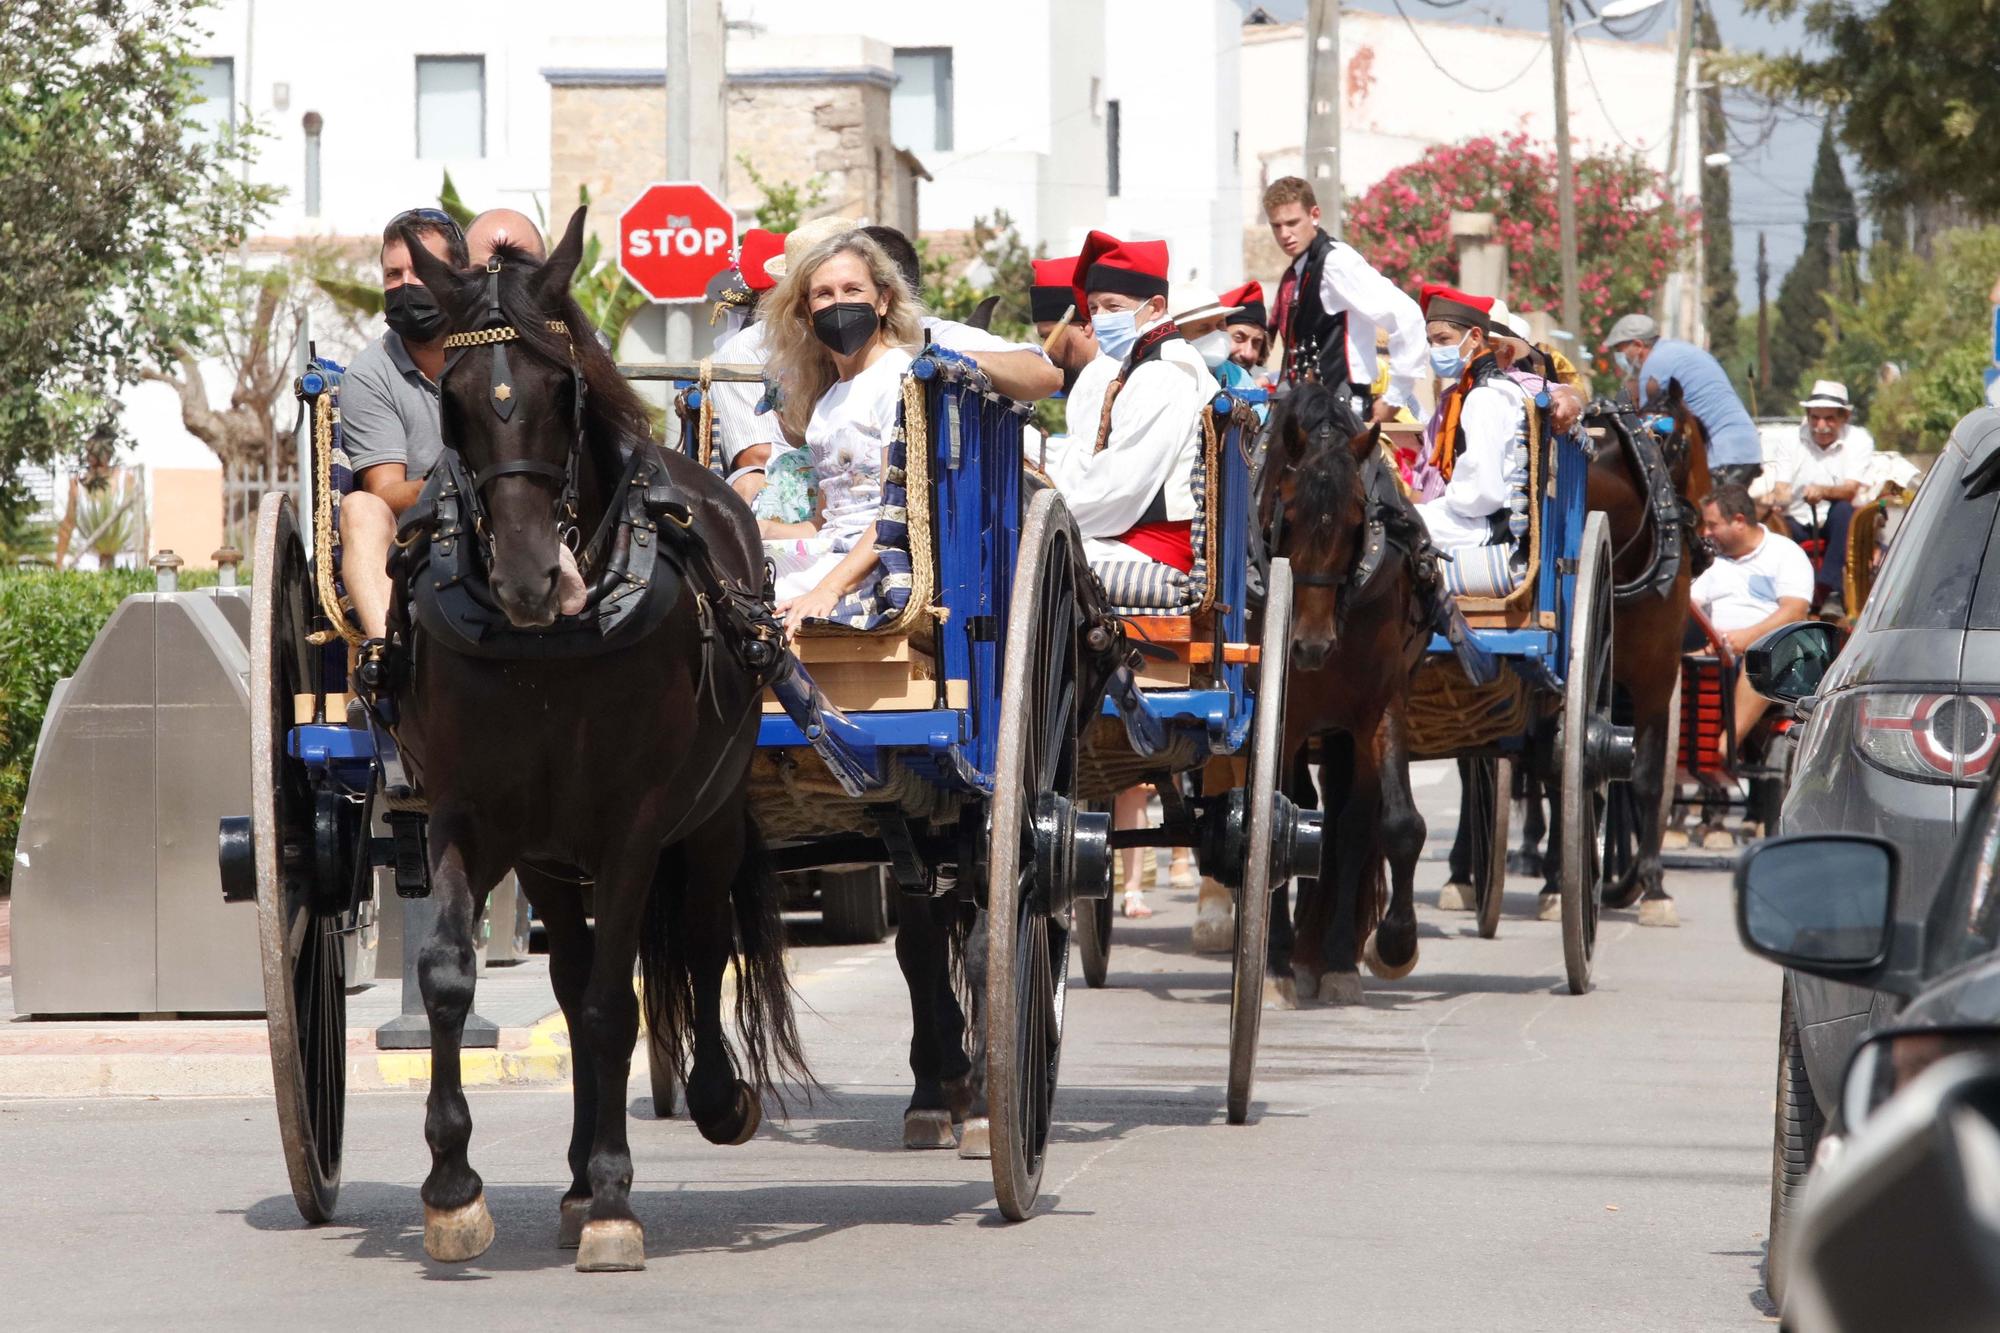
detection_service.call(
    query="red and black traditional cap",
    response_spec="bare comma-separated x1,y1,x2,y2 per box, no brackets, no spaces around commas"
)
1031,255,1079,324
737,228,786,292
1074,230,1171,313
1220,281,1266,330
1419,282,1496,333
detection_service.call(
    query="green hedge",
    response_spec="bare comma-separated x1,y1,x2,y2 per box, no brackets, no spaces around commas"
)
0,568,220,893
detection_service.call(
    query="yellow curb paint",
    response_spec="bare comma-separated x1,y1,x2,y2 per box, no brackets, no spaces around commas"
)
365,1010,573,1090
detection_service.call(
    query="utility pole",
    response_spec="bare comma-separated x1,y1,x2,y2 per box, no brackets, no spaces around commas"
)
1548,0,1580,337
1659,0,1697,336
1305,0,1343,237
665,0,693,362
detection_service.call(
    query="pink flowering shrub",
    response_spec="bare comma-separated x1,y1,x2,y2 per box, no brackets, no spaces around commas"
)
1345,133,1696,373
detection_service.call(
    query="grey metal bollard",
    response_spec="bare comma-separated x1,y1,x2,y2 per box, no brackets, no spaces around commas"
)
149,549,184,594
375,892,501,1050
212,545,243,587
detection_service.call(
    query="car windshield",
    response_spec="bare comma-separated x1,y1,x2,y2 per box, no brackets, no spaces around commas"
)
1867,445,2000,633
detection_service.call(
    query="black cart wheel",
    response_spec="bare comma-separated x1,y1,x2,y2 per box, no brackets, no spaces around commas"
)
820,867,894,944
1227,557,1291,1125
249,493,349,1223
1467,756,1512,941
1560,513,1615,995
1074,832,1113,989
985,489,1083,1221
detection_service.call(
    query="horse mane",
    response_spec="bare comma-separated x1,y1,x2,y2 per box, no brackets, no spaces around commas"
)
1268,382,1368,530
488,243,659,451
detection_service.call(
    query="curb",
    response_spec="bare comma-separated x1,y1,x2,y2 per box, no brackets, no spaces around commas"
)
0,1011,572,1100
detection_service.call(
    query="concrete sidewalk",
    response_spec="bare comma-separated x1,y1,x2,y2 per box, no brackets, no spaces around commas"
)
0,898,570,1098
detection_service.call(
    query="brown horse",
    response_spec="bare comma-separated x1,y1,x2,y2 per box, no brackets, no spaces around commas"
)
1493,382,1708,927
1261,383,1434,1005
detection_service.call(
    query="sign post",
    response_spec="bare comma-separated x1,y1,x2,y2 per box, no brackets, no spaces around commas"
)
617,181,736,305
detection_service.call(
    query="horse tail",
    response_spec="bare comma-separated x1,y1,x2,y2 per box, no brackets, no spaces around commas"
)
635,810,815,1111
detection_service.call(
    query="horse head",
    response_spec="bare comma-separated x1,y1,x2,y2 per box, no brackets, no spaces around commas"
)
1644,377,1711,507
1260,382,1376,671
401,206,650,629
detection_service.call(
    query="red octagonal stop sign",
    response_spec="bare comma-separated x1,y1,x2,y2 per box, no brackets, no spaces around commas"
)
618,180,736,304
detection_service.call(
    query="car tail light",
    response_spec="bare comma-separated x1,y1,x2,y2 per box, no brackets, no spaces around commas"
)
1857,692,2000,784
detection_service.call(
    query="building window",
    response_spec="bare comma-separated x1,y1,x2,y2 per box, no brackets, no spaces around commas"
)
416,56,485,159
188,58,234,141
1107,99,1122,198
892,48,953,154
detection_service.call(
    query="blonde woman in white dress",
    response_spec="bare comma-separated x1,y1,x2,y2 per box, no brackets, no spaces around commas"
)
758,230,926,634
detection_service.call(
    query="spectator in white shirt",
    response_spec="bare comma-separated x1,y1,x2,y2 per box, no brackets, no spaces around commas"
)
1692,485,1815,757
1759,379,1874,602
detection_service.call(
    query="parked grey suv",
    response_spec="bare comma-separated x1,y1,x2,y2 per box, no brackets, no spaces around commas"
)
1763,407,2000,1302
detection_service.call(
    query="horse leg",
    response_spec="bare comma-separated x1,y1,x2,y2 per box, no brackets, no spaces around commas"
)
1629,714,1681,929
1510,769,1547,879
1364,704,1425,979
568,837,665,1273
942,899,991,1158
1283,748,1328,1002
1438,758,1478,911
417,824,509,1264
515,865,600,1250
1318,736,1381,1007
895,888,960,1149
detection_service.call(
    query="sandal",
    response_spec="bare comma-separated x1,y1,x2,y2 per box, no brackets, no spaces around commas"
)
1122,890,1155,919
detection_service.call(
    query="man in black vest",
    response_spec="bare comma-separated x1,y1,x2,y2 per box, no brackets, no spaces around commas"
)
1262,176,1426,423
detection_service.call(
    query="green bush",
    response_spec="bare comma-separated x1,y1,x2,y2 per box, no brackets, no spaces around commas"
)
0,568,218,893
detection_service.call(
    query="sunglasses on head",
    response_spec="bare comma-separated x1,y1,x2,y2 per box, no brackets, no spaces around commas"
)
389,207,464,237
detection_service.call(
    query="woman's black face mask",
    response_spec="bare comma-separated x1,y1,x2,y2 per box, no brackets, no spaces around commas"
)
812,302,881,356
383,283,449,343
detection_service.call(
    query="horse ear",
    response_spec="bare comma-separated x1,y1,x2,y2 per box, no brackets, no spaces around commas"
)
1664,377,1685,412
532,207,588,304
397,225,469,304
1349,421,1381,462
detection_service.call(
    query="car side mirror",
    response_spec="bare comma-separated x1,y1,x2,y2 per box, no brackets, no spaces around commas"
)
1843,1027,2000,1134
1737,834,1897,977
1745,620,1840,706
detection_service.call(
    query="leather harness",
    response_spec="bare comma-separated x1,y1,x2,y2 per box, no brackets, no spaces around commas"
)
1592,405,1709,606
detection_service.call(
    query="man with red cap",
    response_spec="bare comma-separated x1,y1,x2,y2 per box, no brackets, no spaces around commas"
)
710,224,797,501
1045,229,1217,576
1030,255,1113,450
1218,281,1271,378
1414,283,1528,560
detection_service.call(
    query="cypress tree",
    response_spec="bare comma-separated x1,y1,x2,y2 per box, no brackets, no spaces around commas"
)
1769,124,1860,395
1697,7,1736,364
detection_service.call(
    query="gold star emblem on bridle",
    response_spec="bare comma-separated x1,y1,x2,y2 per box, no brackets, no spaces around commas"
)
493,383,512,401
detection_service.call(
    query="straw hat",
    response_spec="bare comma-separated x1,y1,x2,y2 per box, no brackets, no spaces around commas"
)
1169,283,1242,326
763,215,861,281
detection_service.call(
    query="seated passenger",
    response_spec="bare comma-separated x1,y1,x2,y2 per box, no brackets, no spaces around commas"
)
1415,284,1529,592
757,230,924,633
863,226,1062,404
1045,230,1214,575
1693,485,1814,760
1029,255,1115,466
713,216,857,507
1759,379,1875,608
1218,281,1273,387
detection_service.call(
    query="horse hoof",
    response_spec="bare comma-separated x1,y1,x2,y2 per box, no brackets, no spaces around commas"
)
423,1194,495,1264
575,1219,646,1273
1700,825,1736,851
1362,932,1418,981
1536,894,1563,923
557,1197,589,1250
904,1109,957,1150
1318,972,1364,1006
957,1116,992,1160
1264,976,1299,1010
1600,875,1645,912
1638,898,1681,929
1191,904,1234,954
698,1080,761,1146
1292,965,1322,1003
1661,829,1690,851
1436,881,1474,912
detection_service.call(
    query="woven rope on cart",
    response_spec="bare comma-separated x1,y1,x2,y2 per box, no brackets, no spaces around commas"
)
748,748,964,841
307,391,364,648
1406,659,1533,761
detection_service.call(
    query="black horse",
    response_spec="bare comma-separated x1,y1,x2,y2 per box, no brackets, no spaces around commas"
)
1260,384,1437,1004
393,210,806,1272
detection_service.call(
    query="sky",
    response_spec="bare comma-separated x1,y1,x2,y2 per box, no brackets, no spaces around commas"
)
1250,0,1828,316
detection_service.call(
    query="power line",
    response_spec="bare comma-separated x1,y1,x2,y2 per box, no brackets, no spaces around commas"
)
1387,0,1551,93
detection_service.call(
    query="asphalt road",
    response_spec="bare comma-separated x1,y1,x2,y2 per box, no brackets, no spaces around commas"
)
0,764,1780,1331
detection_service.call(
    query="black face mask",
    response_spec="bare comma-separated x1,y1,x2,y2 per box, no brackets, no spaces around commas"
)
383,283,449,343
811,302,881,356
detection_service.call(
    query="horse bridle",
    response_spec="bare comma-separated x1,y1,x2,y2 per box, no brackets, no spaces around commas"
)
439,255,589,549
1262,423,1357,588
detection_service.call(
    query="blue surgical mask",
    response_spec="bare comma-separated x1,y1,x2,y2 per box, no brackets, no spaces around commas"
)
1093,309,1139,361
1614,349,1638,376
1429,332,1469,381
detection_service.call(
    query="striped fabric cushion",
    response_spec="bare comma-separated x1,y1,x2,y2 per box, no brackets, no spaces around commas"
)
1095,560,1193,613
1440,542,1520,598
